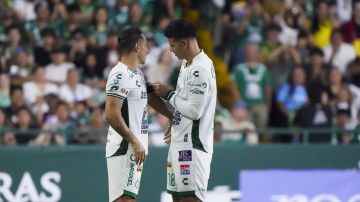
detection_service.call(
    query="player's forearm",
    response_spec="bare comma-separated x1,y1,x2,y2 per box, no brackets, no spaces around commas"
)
148,93,173,120
168,94,205,120
105,109,139,145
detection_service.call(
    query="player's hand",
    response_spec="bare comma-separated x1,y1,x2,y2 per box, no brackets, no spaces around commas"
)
164,124,171,144
153,82,172,98
131,141,146,165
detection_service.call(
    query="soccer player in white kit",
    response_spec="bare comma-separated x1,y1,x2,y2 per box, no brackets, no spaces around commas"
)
105,27,172,202
153,19,217,202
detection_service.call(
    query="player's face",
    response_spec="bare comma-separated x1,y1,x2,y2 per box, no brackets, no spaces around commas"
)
168,38,186,60
137,35,148,65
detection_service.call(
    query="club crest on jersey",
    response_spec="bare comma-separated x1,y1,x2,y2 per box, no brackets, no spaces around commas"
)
120,88,129,95
180,165,190,175
178,150,192,162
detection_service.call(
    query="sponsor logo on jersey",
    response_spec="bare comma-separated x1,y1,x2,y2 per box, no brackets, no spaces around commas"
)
182,177,189,185
180,165,190,176
127,162,135,186
141,107,148,134
190,88,204,95
184,134,188,142
121,88,129,95
178,150,192,162
189,83,207,88
173,111,182,125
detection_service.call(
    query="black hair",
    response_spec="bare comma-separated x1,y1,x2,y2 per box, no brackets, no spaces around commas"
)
118,27,144,55
5,24,20,34
307,83,323,104
34,2,47,13
41,27,56,38
297,30,309,39
67,3,80,13
310,47,324,57
164,19,197,40
311,0,328,33
287,64,305,96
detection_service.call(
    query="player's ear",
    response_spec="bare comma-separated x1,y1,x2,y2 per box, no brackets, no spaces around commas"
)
134,43,139,52
181,39,187,47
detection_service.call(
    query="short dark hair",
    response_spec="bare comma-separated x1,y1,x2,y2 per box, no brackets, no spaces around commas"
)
118,27,144,55
310,47,324,57
164,19,197,40
41,28,56,38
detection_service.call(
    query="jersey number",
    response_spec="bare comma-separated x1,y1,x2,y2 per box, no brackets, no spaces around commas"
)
168,173,175,186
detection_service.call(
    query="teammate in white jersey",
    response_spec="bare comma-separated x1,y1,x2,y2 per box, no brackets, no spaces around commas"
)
105,27,172,202
153,19,217,202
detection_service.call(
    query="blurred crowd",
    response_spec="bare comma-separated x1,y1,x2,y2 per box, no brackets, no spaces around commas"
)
0,0,360,146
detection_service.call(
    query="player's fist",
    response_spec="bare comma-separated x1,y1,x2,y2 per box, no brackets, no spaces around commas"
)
153,82,172,98
131,141,146,165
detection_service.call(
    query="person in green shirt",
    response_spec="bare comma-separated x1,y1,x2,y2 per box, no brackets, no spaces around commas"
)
232,43,271,129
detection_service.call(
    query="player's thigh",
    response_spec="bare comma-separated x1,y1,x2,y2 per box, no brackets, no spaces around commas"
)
107,151,143,202
179,195,202,202
168,147,212,201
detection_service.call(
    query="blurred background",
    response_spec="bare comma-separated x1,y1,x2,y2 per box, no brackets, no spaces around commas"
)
0,0,359,202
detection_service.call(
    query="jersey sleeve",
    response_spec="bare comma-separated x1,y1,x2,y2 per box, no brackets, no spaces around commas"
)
106,71,129,99
168,66,210,120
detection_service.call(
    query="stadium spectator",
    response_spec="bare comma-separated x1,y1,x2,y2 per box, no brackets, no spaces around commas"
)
88,107,106,143
45,46,75,85
108,0,132,29
0,109,15,146
25,1,52,46
346,58,360,88
78,0,96,22
295,31,312,65
260,23,301,89
323,29,356,74
232,43,271,129
276,65,308,127
153,16,171,47
150,0,180,27
57,4,84,41
0,5,20,44
68,30,89,69
41,101,76,145
0,74,11,109
217,101,258,145
49,0,68,22
23,67,58,119
146,48,173,84
13,0,37,21
59,69,93,108
294,84,333,143
3,25,29,65
4,88,27,127
88,5,110,47
341,0,360,56
9,50,34,88
335,85,355,144
306,48,326,87
34,28,56,67
12,107,39,145
310,0,339,49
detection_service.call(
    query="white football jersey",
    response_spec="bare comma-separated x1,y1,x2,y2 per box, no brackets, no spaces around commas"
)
167,51,217,153
105,62,148,157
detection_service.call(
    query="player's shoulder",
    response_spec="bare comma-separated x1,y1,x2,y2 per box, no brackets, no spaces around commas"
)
108,62,129,79
192,51,213,68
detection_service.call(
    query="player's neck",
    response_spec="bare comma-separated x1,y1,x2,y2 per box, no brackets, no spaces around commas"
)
120,55,139,70
184,44,201,67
